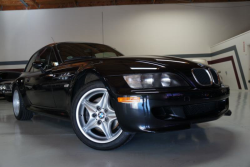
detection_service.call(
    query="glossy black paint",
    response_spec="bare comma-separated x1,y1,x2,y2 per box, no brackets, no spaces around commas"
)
14,42,231,133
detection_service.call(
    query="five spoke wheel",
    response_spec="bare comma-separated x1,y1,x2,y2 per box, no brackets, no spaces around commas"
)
76,88,122,143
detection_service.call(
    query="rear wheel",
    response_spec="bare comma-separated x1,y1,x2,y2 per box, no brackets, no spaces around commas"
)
71,81,134,150
13,87,33,120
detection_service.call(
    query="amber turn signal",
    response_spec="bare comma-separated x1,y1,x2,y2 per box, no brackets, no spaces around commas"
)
117,97,140,103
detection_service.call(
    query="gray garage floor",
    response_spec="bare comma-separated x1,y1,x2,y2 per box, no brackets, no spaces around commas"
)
0,90,250,167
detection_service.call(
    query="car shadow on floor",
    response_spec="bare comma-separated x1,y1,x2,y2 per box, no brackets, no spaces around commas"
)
118,125,236,166
9,114,237,167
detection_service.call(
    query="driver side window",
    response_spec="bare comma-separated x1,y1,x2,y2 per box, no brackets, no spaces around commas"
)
25,47,58,73
33,47,51,72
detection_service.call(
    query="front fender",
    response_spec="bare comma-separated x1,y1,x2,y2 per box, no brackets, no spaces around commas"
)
68,68,118,113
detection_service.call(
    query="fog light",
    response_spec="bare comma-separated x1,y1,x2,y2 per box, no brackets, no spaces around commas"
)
117,97,140,103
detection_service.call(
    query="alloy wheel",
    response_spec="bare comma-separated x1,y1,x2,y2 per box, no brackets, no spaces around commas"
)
76,88,122,143
13,90,20,116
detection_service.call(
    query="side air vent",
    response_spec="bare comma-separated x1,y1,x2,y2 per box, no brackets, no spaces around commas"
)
192,68,212,86
209,68,220,85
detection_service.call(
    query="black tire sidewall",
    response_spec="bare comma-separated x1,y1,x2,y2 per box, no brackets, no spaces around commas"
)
71,81,133,150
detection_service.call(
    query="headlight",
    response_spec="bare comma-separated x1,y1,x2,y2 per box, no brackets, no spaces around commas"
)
2,85,6,90
123,72,189,89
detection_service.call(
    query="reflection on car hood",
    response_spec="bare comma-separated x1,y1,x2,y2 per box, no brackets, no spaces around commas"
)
89,55,209,76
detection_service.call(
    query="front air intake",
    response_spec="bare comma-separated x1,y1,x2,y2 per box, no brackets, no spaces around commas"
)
184,102,218,118
192,68,212,86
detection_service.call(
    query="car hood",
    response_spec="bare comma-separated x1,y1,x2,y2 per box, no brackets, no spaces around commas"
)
89,55,208,76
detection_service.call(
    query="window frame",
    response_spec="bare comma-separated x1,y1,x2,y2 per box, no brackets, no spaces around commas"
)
24,46,47,73
47,47,59,69
24,46,60,73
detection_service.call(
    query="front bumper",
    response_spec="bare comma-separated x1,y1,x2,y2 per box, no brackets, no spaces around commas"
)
2,90,12,97
111,86,230,133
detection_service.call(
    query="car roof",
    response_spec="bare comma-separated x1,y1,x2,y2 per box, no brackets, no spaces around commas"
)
46,42,108,47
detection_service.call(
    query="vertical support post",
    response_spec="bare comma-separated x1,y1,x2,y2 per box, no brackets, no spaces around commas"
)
19,0,29,8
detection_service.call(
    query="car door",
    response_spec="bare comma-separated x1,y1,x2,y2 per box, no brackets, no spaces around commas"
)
50,44,83,110
24,47,56,108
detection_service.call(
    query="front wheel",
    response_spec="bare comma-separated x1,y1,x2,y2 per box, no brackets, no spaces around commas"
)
71,81,134,150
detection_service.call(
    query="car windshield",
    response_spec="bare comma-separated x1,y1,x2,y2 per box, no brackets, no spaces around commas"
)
57,43,123,62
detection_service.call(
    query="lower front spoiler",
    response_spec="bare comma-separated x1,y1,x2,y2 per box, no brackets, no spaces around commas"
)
137,109,231,133
112,98,230,133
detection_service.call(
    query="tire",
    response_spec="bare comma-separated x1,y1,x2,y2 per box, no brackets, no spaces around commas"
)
13,87,33,120
71,81,134,150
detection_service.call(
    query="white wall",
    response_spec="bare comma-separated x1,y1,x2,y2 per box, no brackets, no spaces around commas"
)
211,31,250,91
103,2,250,55
0,7,103,69
1,2,250,70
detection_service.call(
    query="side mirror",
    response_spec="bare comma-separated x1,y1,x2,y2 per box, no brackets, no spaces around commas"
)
32,61,44,70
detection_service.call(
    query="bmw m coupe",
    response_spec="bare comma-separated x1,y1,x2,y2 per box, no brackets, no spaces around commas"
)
12,42,231,150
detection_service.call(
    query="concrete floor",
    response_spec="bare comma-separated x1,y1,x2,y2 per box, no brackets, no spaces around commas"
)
0,90,250,167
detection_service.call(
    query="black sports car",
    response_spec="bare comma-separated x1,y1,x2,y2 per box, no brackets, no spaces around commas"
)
0,71,21,83
12,42,231,150
0,71,21,98
0,80,14,101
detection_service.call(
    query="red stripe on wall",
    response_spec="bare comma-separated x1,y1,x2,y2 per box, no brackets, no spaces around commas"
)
208,56,241,89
